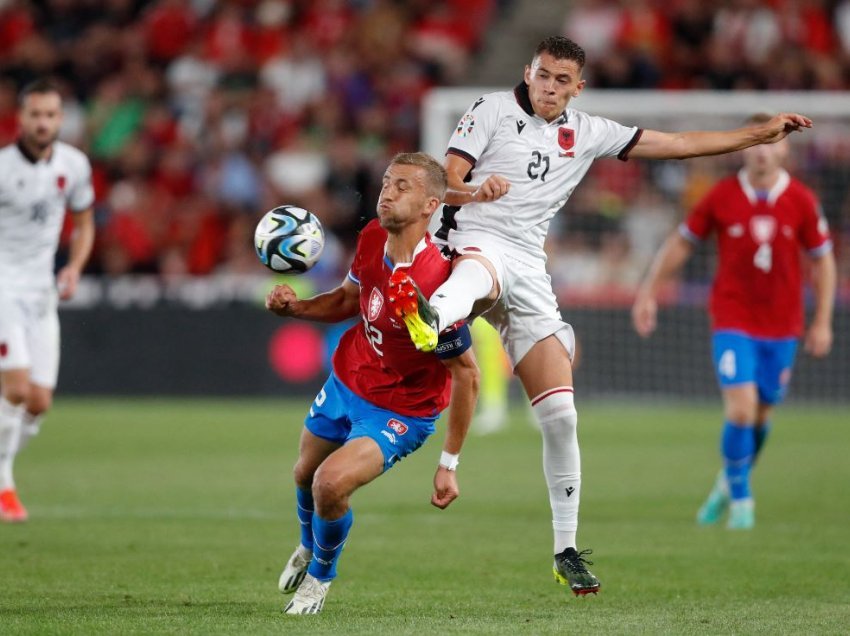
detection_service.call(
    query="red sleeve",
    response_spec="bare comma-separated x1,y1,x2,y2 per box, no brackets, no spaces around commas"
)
796,186,831,253
349,219,383,283
683,187,716,242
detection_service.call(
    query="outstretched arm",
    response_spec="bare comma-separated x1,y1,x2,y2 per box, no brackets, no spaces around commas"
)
630,113,812,160
431,347,480,510
443,153,511,206
266,277,360,323
804,251,836,357
632,232,695,338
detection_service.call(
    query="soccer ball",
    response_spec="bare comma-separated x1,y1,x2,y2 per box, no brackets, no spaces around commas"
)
254,205,325,274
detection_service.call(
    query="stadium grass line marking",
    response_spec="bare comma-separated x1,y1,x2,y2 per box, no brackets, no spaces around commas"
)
27,506,280,520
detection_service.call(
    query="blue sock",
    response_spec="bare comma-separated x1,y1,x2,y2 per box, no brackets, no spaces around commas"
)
296,487,315,551
721,421,755,500
753,422,771,463
308,509,354,582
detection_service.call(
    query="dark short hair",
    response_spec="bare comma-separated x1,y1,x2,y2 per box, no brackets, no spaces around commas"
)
534,36,586,69
390,152,447,200
19,78,62,105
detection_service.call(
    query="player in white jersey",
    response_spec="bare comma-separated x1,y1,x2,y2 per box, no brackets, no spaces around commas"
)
0,79,95,522
390,36,812,595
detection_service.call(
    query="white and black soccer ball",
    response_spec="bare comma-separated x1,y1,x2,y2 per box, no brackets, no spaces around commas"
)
254,205,325,274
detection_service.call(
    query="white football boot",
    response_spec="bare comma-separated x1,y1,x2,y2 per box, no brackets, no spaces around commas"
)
278,545,312,594
283,574,331,615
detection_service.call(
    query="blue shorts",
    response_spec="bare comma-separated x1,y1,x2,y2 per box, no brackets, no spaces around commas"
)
712,331,798,405
305,373,437,472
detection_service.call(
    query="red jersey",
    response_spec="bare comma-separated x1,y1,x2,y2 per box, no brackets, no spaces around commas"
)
682,170,832,338
332,220,454,417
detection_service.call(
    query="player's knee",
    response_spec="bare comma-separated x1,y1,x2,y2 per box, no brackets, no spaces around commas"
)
725,400,758,425
292,459,315,490
311,470,347,512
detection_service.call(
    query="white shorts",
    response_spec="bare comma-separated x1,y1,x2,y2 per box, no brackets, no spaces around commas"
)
441,230,575,368
0,289,60,388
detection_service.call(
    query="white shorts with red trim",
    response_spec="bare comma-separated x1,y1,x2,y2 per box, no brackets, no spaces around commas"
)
437,230,574,368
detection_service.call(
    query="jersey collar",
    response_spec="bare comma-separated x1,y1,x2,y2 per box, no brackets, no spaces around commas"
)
384,234,430,270
737,168,790,206
513,82,569,125
15,139,53,164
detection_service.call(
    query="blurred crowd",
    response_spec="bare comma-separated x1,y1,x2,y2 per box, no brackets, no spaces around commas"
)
555,0,850,301
0,0,497,281
565,0,850,90
0,0,848,299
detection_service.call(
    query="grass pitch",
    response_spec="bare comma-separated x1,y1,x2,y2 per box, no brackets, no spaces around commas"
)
1,398,848,634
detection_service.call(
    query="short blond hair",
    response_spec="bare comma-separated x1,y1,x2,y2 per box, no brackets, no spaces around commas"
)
390,152,447,200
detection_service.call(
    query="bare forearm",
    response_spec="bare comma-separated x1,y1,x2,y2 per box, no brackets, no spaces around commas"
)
809,253,836,327
444,183,477,207
443,366,479,454
632,113,812,160
67,212,95,271
286,288,359,323
638,233,694,297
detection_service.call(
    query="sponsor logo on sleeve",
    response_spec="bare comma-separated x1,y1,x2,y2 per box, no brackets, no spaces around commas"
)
456,113,475,137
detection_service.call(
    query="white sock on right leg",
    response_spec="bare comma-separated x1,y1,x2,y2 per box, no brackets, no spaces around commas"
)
429,258,494,331
531,387,581,554
0,397,24,491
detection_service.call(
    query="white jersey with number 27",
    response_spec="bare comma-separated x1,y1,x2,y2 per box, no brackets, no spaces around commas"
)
0,141,94,292
439,85,641,262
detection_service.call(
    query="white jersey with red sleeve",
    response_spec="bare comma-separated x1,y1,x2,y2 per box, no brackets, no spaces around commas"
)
436,83,642,262
680,169,832,338
0,140,94,292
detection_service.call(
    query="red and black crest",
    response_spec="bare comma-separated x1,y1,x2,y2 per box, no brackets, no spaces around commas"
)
57,175,66,191
0,342,7,358
558,128,575,157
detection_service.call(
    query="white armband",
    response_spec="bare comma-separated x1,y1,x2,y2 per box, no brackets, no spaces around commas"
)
439,451,460,471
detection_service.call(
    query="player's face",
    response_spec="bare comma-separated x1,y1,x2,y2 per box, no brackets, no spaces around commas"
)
377,164,437,233
524,53,585,122
18,91,63,151
742,137,788,177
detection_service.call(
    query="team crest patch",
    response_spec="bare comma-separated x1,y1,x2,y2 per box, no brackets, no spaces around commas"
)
558,127,575,157
456,113,475,137
0,342,7,357
368,287,383,321
387,418,408,435
56,175,66,191
750,215,776,243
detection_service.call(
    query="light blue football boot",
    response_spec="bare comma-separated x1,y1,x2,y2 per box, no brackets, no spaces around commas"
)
726,499,755,530
696,470,729,525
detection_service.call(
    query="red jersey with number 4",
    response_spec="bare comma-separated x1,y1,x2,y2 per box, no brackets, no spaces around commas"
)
681,170,832,338
332,219,454,416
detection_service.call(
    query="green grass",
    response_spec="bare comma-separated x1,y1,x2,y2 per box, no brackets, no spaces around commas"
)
1,398,848,634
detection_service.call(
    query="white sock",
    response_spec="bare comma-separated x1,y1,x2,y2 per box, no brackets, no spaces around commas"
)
0,397,24,491
429,258,494,331
531,387,580,554
16,411,43,453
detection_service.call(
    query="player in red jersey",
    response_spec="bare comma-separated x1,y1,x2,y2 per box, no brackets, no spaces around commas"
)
632,113,836,530
266,152,479,615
